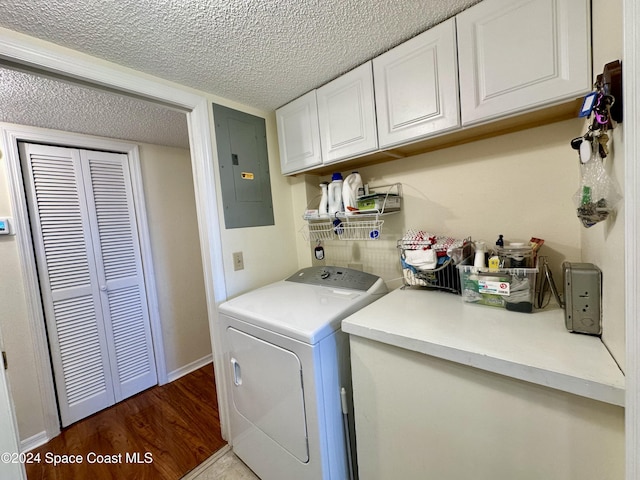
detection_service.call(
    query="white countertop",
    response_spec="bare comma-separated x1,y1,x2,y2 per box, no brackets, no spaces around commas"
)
342,288,625,406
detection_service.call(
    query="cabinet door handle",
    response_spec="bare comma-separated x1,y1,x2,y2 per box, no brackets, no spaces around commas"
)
231,357,242,386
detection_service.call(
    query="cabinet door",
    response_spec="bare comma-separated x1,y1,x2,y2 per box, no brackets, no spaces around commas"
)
373,18,460,149
317,61,378,163
276,90,322,174
457,0,591,125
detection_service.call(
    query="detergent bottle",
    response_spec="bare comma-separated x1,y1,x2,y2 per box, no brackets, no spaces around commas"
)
328,173,343,216
342,171,363,215
319,182,329,217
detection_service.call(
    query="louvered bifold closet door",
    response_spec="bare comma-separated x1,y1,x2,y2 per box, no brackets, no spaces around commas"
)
79,150,157,401
19,143,116,427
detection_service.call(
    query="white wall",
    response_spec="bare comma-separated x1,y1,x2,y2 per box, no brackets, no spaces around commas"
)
138,143,211,375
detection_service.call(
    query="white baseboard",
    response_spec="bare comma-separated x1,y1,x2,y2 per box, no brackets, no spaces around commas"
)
20,431,49,453
166,354,213,383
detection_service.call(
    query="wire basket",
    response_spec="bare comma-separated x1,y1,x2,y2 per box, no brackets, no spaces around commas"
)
300,221,336,242
300,182,401,242
300,218,386,241
337,219,384,240
398,237,472,293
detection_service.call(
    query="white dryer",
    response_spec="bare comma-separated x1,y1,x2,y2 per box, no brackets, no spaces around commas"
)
218,266,387,480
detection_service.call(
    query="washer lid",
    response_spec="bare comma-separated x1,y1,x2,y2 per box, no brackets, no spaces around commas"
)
219,280,380,344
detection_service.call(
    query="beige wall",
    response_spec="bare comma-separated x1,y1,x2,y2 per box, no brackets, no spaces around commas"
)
581,0,625,369
311,118,583,286
138,143,211,374
212,110,300,298
0,155,46,441
309,111,625,370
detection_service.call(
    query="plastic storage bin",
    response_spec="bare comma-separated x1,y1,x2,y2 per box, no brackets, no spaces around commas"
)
457,263,538,313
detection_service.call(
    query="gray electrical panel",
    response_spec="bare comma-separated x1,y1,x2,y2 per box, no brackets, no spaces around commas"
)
213,103,274,229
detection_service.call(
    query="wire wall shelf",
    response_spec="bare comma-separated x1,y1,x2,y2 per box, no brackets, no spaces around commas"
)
300,219,385,242
301,183,401,242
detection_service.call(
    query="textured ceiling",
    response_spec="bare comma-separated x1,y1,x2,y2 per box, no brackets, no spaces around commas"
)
0,66,190,148
0,0,481,148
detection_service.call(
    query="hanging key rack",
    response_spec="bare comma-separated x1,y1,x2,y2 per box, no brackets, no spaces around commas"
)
569,60,623,228
570,60,623,161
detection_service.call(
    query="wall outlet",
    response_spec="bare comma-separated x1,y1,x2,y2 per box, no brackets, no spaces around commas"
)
232,251,244,271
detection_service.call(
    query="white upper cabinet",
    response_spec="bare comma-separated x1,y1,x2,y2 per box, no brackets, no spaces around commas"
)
456,0,592,126
276,90,323,174
317,61,378,164
275,0,593,175
373,18,460,149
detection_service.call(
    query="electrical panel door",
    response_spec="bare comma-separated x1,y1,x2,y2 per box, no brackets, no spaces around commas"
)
213,104,275,228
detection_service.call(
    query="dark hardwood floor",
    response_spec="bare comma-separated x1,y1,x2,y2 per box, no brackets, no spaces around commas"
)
26,363,225,480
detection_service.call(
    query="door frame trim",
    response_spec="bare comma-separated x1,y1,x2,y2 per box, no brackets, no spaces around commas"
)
2,125,167,438
624,0,640,477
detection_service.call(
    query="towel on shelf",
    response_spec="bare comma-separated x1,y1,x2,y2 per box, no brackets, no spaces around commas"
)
404,248,438,271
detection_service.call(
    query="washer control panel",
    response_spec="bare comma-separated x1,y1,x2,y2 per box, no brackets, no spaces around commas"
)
286,266,382,292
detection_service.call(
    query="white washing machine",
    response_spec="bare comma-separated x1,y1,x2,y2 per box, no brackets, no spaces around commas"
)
218,266,388,480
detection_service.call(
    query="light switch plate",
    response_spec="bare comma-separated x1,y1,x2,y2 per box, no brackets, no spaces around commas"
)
233,252,244,271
